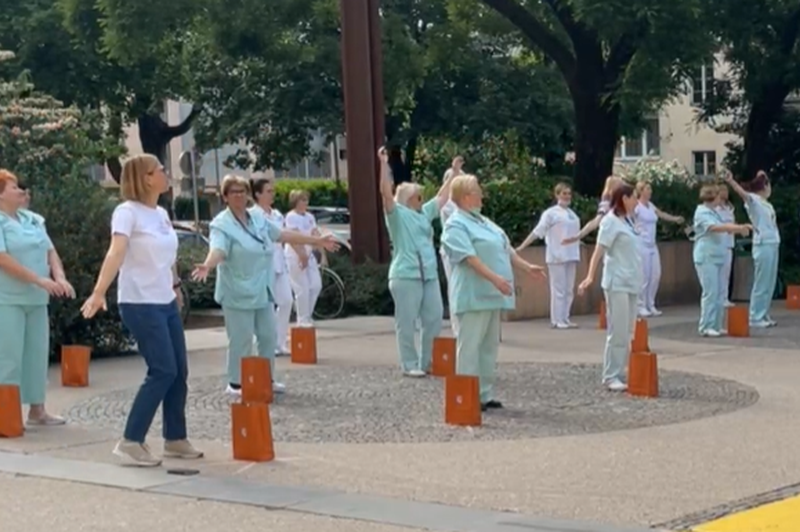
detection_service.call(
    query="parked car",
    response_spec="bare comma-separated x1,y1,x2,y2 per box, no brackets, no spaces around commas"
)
172,221,209,248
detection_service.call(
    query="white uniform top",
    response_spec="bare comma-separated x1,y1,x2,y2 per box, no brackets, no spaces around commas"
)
634,202,659,247
111,201,177,304
532,204,581,264
284,210,317,259
716,204,735,249
597,199,611,215
251,204,288,274
440,199,457,225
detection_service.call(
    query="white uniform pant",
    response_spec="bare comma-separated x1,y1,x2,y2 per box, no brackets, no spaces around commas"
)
440,248,458,336
719,248,733,305
272,270,294,352
287,257,322,326
547,261,577,326
637,245,661,312
603,290,637,384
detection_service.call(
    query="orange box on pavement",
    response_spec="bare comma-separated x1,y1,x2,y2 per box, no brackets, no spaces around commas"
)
630,318,649,353
0,385,23,438
61,345,91,387
444,375,481,427
628,352,659,398
431,337,456,377
786,285,800,310
231,402,274,462
291,327,317,364
727,306,749,338
241,357,273,404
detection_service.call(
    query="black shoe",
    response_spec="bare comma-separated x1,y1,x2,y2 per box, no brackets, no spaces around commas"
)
481,400,503,411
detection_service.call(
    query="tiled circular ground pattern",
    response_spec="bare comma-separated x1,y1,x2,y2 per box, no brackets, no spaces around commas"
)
649,319,800,350
67,363,758,444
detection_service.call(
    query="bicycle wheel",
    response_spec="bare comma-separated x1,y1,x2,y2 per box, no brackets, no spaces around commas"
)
314,267,346,320
180,284,191,324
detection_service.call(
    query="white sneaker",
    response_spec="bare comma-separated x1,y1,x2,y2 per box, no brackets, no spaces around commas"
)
403,369,426,378
723,301,735,308
113,440,162,467
554,322,570,330
605,379,628,392
225,385,242,397
766,319,778,327
750,320,771,329
566,321,579,328
273,381,286,394
701,329,722,337
648,308,663,317
638,309,652,317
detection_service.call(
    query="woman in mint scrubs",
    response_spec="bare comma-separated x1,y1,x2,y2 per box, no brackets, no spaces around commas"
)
442,174,546,410
192,175,338,396
378,148,454,378
723,171,780,328
0,169,75,426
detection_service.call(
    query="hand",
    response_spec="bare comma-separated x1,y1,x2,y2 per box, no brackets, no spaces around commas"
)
577,277,593,295
174,287,184,309
526,263,547,280
191,263,211,282
515,245,526,253
737,223,753,235
378,146,388,164
562,236,579,245
491,275,513,296
675,216,685,225
55,278,76,298
722,170,734,183
318,234,340,253
80,292,107,319
36,277,64,296
299,255,309,269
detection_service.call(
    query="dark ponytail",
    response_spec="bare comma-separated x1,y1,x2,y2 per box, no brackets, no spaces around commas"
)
745,170,770,193
250,177,271,199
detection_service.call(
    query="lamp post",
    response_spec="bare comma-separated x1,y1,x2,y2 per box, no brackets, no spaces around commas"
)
340,0,390,263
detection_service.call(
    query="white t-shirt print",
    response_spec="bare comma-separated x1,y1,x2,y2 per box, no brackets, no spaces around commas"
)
284,210,317,258
111,201,178,304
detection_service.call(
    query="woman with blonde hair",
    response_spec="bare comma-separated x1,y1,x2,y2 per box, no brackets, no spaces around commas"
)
516,182,580,328
82,154,201,467
192,175,338,395
691,183,751,337
0,169,75,427
379,148,454,377
715,184,736,307
633,180,684,317
563,175,622,245
284,189,323,327
442,173,546,409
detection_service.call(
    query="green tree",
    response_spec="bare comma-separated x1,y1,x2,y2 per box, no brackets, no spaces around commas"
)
476,0,714,194
699,0,800,180
0,50,129,356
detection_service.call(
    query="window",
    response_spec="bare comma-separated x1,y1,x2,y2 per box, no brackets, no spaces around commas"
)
693,151,717,176
615,118,661,159
692,63,715,105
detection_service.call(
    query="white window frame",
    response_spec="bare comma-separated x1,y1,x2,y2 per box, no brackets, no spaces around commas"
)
691,64,714,105
616,118,661,161
693,151,717,176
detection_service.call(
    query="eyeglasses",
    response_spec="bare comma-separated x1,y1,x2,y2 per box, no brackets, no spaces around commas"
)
227,189,248,196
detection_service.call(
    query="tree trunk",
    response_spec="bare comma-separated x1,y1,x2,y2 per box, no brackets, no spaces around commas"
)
742,83,791,180
572,96,619,197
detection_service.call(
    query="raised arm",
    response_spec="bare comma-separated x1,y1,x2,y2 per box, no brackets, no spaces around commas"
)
723,171,750,202
378,147,395,213
565,214,602,244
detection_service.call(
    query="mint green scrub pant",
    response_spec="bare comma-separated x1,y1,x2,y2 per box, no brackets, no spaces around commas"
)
222,305,276,386
695,261,724,333
602,291,637,384
750,243,779,323
389,278,443,372
0,304,49,405
455,309,501,404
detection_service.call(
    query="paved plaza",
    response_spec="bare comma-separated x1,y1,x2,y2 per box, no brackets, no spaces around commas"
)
1,306,800,531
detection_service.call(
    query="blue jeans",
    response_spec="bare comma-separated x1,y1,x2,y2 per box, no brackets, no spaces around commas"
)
119,302,188,443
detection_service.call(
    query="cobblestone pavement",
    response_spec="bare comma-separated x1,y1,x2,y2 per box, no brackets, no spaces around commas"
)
649,316,800,350
66,362,758,444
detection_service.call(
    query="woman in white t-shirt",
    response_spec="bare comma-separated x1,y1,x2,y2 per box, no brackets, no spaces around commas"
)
250,178,293,355
81,154,202,468
562,175,622,246
633,181,684,317
284,190,322,326
516,183,581,328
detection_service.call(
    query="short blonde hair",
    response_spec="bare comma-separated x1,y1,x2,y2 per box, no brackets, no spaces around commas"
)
601,175,622,198
450,174,480,203
394,182,423,206
221,174,250,196
0,169,18,194
288,189,310,208
635,180,651,194
699,184,719,202
120,154,161,202
554,182,571,196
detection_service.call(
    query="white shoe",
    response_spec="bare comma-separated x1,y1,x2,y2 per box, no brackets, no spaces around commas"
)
113,440,162,467
750,320,771,329
566,321,579,328
766,319,778,328
273,381,286,394
225,385,242,397
403,369,426,378
554,322,570,330
648,308,663,317
638,309,652,317
723,301,735,308
605,379,628,392
700,329,721,337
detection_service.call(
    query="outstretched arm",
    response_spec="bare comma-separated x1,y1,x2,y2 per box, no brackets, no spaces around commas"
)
378,148,395,213
723,171,750,203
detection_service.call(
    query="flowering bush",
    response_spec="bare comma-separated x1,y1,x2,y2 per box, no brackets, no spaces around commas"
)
0,51,128,358
614,158,693,185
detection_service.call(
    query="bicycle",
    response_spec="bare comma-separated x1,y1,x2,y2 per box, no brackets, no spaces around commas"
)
313,265,346,320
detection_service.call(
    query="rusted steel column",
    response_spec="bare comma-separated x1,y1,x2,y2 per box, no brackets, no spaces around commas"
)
340,0,390,263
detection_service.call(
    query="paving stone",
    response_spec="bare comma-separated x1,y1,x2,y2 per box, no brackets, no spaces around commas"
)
650,319,800,350
65,363,758,444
